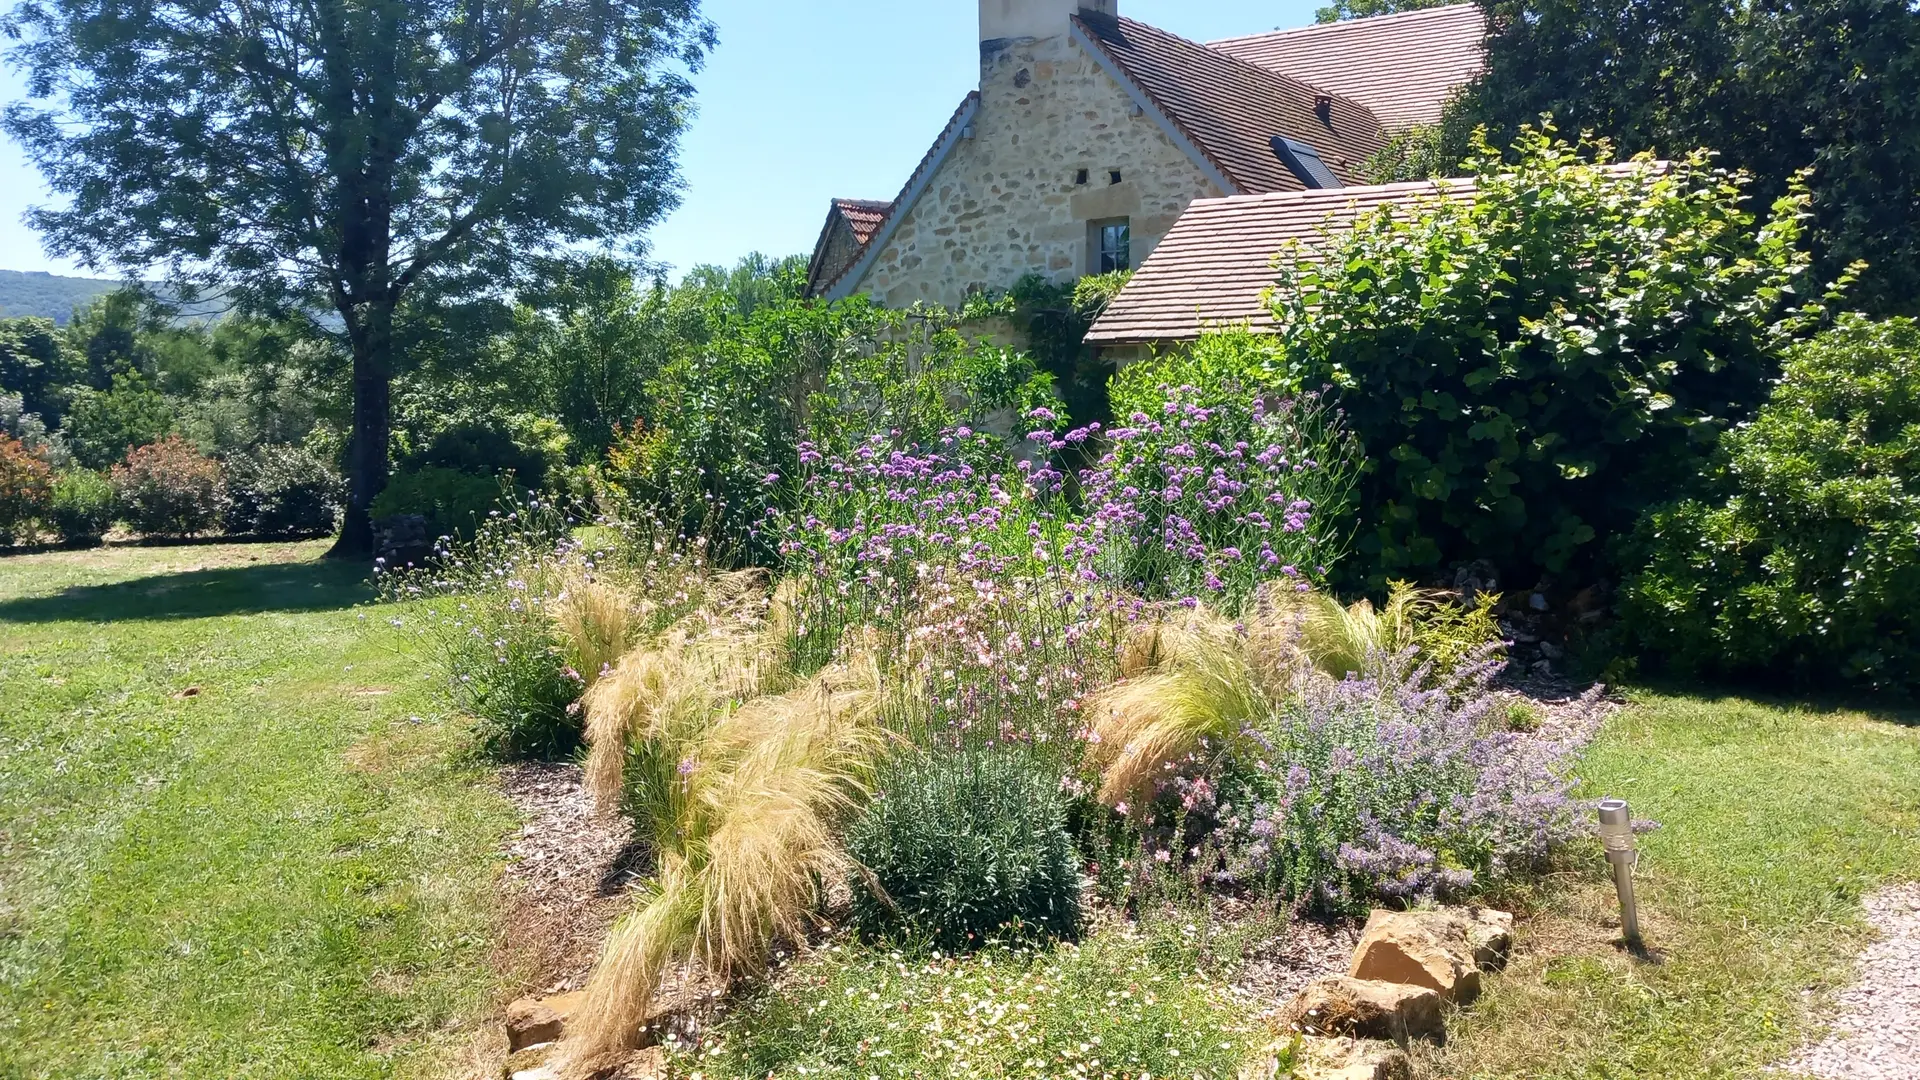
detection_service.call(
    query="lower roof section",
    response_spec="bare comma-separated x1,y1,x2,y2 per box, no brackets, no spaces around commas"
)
1085,178,1475,345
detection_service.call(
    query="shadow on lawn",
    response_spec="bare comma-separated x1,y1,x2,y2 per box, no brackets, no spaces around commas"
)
0,559,374,623
1628,675,1920,729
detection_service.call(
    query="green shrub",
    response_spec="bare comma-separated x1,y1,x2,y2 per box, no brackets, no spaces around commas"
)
369,466,503,540
402,416,564,490
62,372,177,470
1620,315,1920,692
48,468,114,544
1271,127,1829,587
847,749,1082,952
0,432,54,543
109,436,225,537
382,500,588,760
225,445,344,536
613,295,1061,565
455,610,583,759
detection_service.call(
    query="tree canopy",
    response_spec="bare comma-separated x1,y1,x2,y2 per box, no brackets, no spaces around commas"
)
1316,0,1459,22
1456,0,1920,316
3,0,715,553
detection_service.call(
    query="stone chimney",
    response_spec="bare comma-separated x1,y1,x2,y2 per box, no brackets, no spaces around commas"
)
980,0,1116,47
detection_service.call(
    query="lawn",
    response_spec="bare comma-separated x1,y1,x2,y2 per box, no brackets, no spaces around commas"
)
1434,691,1920,1079
0,542,516,1079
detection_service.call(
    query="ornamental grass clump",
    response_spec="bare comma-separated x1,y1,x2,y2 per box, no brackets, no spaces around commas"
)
1263,580,1503,684
382,497,716,761
565,640,889,1065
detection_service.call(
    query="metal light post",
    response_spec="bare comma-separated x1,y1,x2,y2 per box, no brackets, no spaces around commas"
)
1598,798,1642,946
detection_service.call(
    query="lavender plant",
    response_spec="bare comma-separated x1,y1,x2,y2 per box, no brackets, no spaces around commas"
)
1216,649,1606,911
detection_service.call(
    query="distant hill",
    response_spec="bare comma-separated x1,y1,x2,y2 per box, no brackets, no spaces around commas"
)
0,269,130,325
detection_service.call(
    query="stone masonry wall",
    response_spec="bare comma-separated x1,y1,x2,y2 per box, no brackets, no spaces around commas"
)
852,31,1224,309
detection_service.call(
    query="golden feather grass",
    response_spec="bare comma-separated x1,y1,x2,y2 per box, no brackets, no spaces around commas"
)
1087,608,1263,806
562,649,890,1069
551,568,637,690
577,571,801,814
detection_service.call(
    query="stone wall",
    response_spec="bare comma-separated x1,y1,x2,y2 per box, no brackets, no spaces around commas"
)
852,30,1224,310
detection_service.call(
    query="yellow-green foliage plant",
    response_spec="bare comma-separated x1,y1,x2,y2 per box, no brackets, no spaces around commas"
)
561,589,891,1069
1258,581,1501,683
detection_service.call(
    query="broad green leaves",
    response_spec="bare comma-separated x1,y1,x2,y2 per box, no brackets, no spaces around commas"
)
1272,127,1823,585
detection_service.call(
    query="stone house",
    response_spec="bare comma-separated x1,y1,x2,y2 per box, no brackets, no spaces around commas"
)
804,1,1487,309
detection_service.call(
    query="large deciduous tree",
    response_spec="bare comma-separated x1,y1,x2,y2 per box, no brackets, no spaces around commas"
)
2,0,715,555
1316,0,1458,22
1457,0,1920,317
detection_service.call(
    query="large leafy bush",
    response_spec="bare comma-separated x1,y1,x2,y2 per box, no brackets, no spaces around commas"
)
368,466,503,540
1620,315,1920,691
848,749,1082,951
1272,128,1828,585
110,436,225,537
224,444,344,536
0,432,54,543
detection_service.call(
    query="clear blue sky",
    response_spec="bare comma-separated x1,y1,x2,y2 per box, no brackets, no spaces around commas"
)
0,0,1321,280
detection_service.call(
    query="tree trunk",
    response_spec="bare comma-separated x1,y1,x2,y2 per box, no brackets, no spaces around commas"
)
326,302,394,559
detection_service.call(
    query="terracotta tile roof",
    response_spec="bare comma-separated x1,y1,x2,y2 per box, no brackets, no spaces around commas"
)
1073,13,1387,194
1086,179,1466,344
1209,4,1488,129
835,199,892,244
1087,161,1669,345
805,199,895,295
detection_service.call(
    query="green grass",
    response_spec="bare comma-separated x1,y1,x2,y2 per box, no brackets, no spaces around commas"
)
1437,691,1920,1079
0,542,517,1079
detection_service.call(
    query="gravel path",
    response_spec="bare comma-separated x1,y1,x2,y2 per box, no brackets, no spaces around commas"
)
1779,883,1920,1080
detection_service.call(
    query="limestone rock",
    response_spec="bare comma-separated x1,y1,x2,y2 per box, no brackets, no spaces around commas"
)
1458,907,1514,971
1281,976,1444,1044
1347,907,1513,1004
504,990,588,1052
504,1041,555,1076
574,1047,667,1080
1241,1036,1412,1080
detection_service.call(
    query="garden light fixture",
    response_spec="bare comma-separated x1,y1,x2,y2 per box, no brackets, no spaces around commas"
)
1598,798,1642,946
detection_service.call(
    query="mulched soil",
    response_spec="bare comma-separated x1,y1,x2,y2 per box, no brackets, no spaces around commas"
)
495,761,644,995
1778,883,1920,1080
